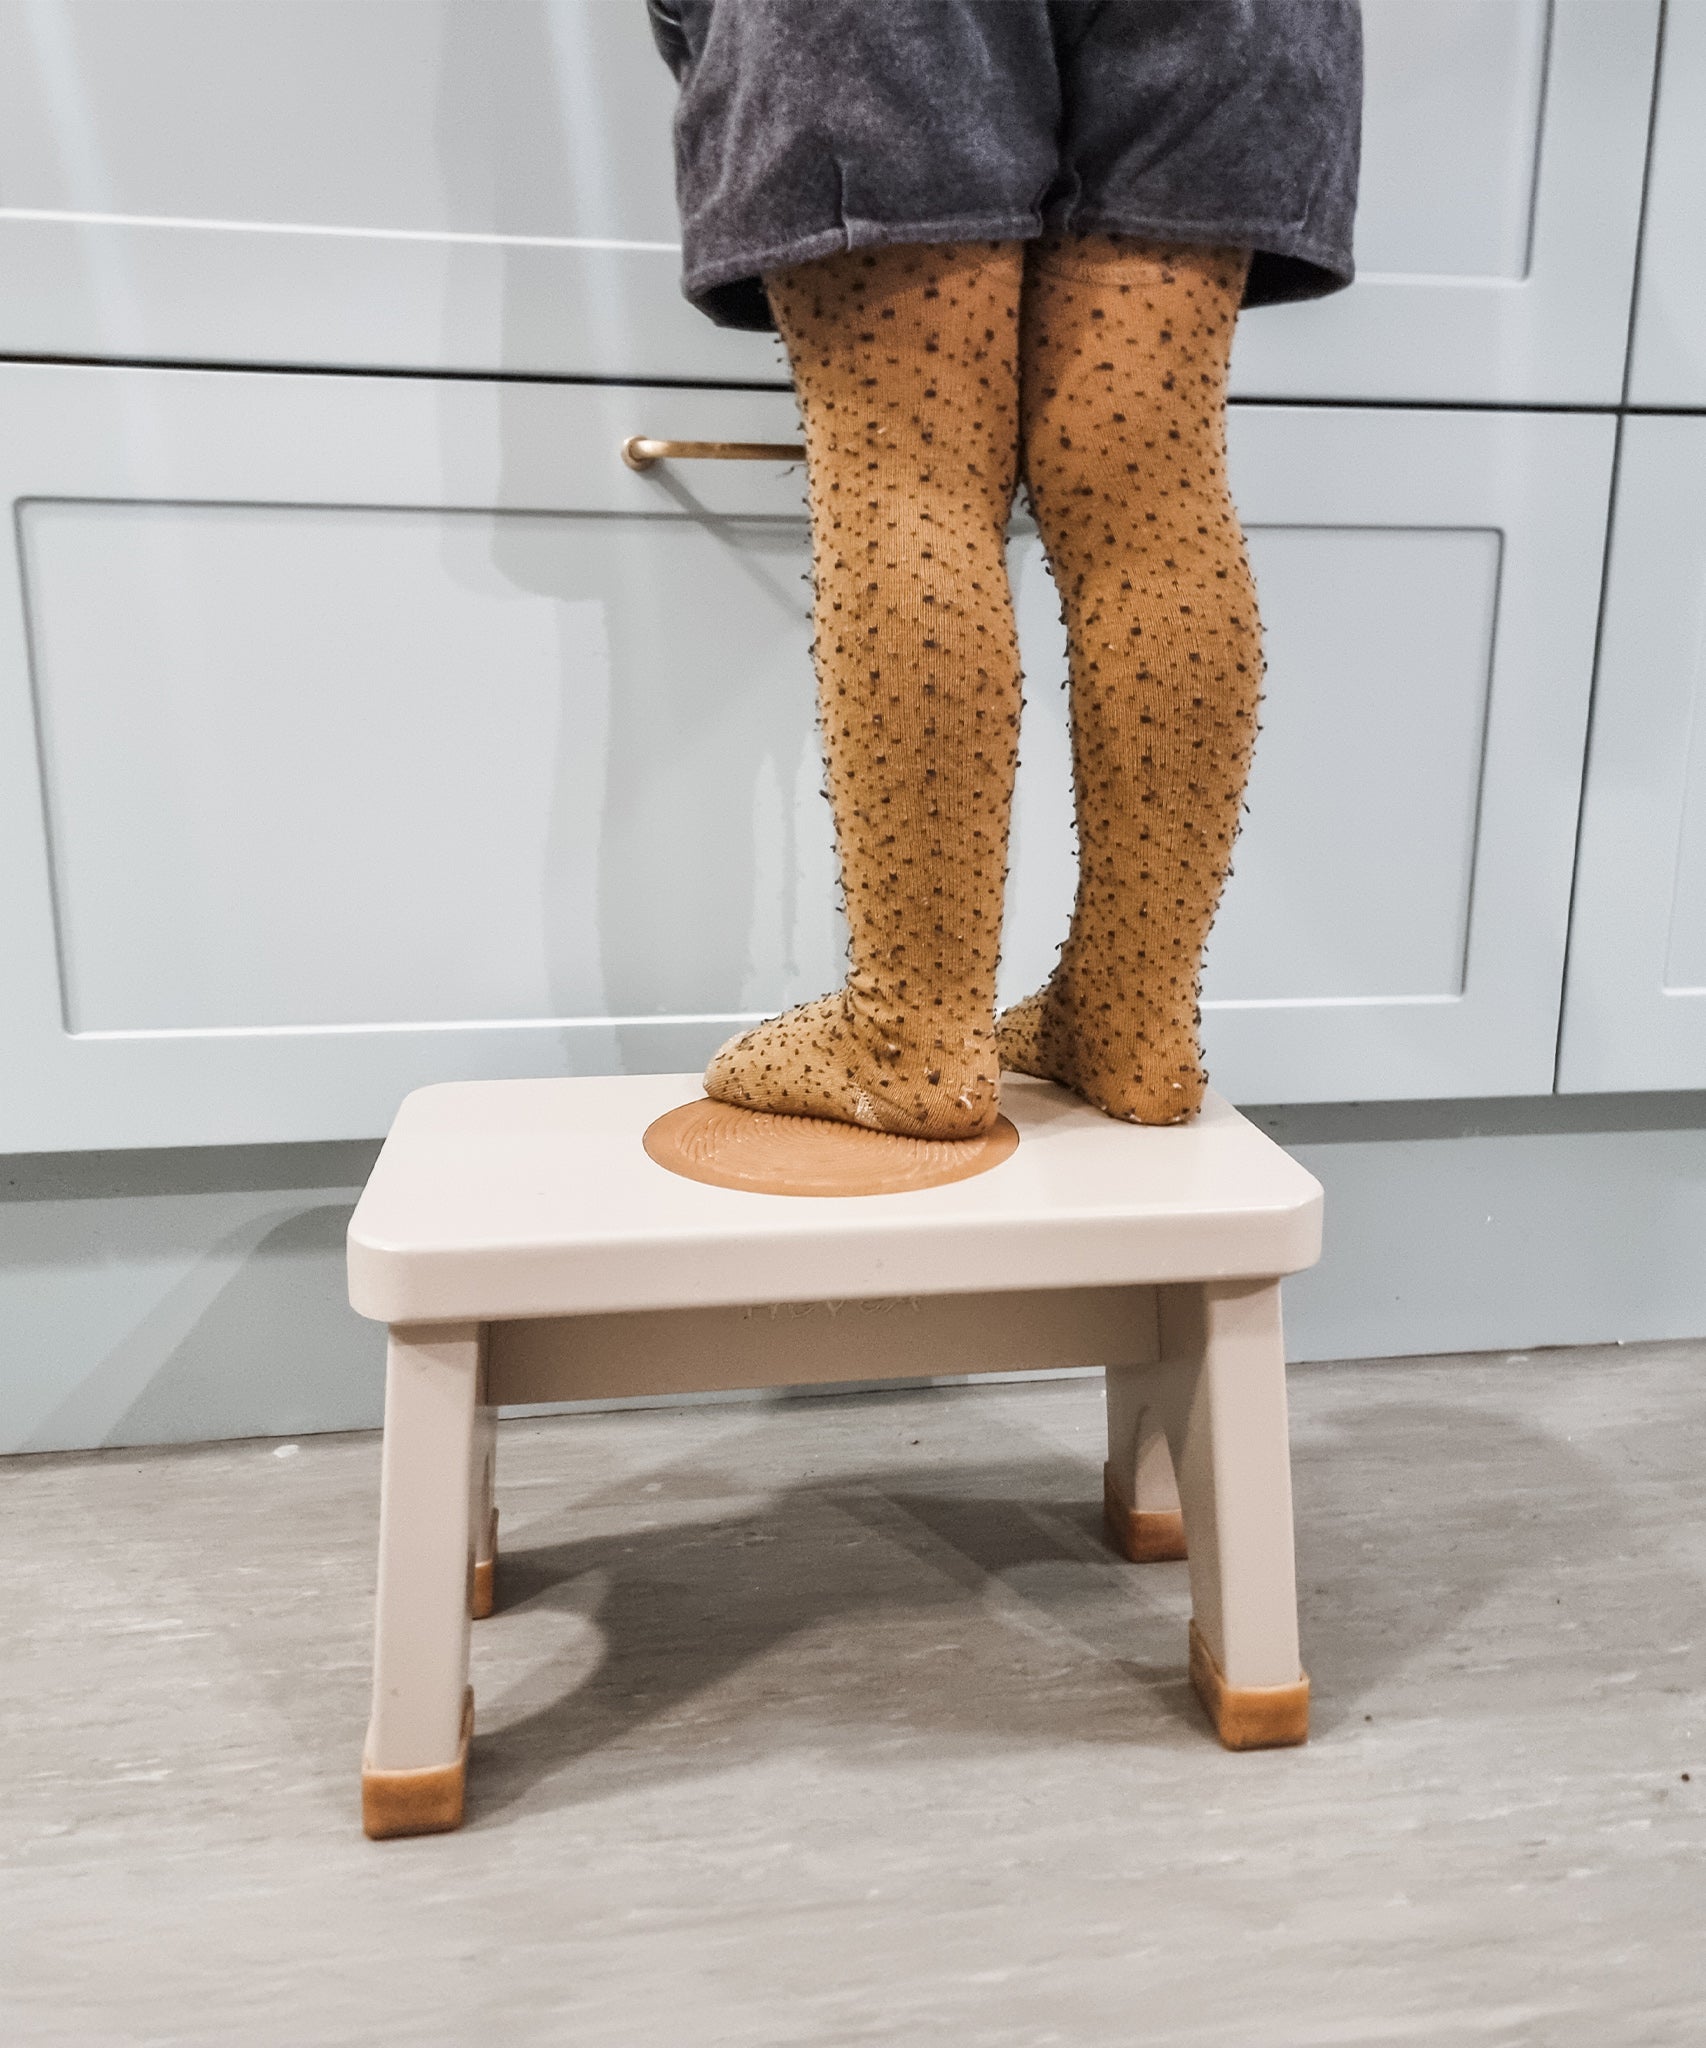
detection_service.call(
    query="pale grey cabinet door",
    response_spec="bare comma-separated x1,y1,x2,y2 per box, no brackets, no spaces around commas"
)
0,366,1611,1147
0,0,1657,404
1004,408,1615,1105
1232,0,1658,405
0,365,834,1149
0,0,764,385
1557,419,1706,1091
1627,2,1706,408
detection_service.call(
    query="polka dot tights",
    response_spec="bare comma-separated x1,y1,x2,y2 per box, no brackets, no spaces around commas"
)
703,234,1259,1134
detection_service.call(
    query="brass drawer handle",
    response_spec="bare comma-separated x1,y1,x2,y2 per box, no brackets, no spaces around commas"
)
622,434,805,471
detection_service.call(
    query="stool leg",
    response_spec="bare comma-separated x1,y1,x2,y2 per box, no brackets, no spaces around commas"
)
362,1321,482,1838
1104,1364,1188,1561
1154,1279,1309,1750
470,1360,498,1621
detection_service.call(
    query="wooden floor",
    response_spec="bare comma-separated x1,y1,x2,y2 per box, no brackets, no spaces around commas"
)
4,1345,1703,2046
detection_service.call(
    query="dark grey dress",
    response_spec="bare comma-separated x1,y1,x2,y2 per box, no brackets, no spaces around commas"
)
646,0,1362,331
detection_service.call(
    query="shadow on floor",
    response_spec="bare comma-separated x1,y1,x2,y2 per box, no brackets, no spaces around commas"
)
470,1470,1190,1825
459,1387,1618,1823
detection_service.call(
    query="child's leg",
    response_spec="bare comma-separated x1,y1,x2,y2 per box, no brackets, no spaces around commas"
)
705,240,1026,1139
1003,235,1260,1124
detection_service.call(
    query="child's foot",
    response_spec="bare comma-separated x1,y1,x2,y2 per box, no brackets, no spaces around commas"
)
705,989,1002,1140
997,976,1204,1125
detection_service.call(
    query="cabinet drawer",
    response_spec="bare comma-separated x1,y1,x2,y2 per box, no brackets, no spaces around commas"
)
0,367,1609,1147
1558,417,1706,1091
0,366,823,1147
0,0,1656,404
1233,0,1657,404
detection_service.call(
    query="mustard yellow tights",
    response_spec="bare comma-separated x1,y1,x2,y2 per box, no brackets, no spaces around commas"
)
703,233,1259,1133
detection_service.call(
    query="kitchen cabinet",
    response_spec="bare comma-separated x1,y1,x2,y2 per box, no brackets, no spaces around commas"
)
0,0,1658,404
0,366,1611,1146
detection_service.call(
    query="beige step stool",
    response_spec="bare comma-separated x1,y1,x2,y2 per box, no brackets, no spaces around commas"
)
347,1072,1324,1839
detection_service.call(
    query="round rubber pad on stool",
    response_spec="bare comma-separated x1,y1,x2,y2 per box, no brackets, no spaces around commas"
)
642,1098,1020,1198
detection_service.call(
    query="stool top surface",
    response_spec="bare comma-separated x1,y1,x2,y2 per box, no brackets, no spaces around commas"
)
347,1074,1323,1324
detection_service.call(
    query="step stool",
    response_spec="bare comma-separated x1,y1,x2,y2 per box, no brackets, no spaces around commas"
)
347,1072,1324,1839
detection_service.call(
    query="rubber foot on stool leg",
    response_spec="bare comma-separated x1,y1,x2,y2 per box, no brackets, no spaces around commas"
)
1188,1620,1310,1750
1102,1463,1187,1563
362,1689,473,1839
471,1507,498,1621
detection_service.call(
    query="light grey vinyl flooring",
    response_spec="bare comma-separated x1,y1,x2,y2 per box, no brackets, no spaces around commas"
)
4,1345,1703,2047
